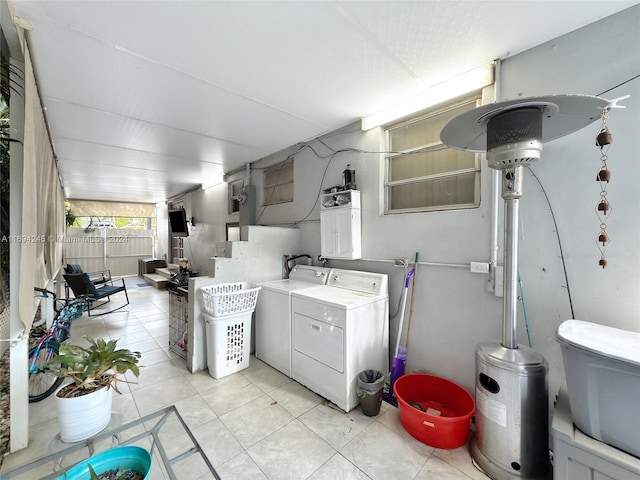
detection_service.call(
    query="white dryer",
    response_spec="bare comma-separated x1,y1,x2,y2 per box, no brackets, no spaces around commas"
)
255,265,332,377
291,268,388,412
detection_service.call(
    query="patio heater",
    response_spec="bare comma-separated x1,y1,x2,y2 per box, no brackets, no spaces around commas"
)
440,94,609,480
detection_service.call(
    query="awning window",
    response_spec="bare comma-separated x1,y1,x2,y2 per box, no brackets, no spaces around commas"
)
67,200,155,218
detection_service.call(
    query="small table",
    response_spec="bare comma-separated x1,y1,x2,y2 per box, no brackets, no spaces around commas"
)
2,406,220,480
48,412,124,472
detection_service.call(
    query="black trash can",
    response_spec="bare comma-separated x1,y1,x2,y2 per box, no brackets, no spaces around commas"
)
357,370,385,416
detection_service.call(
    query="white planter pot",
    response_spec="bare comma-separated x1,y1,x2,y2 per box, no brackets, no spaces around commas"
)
55,386,113,443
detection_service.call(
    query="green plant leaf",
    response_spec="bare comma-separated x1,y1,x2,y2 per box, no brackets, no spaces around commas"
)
47,335,141,397
88,463,100,480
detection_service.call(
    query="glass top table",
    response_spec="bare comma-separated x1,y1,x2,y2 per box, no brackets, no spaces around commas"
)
2,405,221,480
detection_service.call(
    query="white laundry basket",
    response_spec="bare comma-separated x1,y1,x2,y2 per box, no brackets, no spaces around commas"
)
200,282,261,379
200,282,261,317
204,312,252,379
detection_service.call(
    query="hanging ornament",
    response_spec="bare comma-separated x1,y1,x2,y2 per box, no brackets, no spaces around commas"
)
595,108,612,268
596,128,612,148
596,167,610,182
592,95,629,268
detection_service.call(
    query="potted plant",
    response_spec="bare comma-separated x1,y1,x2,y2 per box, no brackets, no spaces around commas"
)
49,336,141,443
58,445,151,480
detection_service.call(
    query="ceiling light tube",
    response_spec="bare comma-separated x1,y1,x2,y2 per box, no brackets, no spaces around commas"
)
361,63,495,131
201,180,224,191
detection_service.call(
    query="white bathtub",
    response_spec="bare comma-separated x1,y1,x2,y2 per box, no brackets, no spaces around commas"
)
556,319,640,458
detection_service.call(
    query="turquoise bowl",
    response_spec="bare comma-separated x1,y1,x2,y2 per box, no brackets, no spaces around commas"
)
57,445,151,479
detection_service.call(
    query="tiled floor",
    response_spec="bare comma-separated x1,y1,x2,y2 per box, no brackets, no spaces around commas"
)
2,277,489,480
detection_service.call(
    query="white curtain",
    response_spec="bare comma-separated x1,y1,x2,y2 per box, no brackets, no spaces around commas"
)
18,43,64,332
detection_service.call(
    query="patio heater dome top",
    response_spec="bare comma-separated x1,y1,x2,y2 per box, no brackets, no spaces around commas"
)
440,94,609,160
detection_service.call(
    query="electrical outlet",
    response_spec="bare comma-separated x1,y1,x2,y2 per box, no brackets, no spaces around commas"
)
470,262,490,274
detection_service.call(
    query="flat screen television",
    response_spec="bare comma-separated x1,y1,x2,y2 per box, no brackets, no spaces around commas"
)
169,208,189,237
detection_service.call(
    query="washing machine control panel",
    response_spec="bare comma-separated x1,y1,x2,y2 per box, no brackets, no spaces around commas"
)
327,269,387,296
289,265,331,285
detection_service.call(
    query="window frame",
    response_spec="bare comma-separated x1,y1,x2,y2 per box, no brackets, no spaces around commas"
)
263,159,294,206
383,96,483,215
228,179,243,214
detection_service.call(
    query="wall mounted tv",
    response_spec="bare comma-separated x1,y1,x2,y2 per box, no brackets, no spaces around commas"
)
169,208,189,237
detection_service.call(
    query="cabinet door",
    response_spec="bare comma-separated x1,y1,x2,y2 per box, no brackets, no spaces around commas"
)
320,210,338,257
320,208,361,259
334,209,354,257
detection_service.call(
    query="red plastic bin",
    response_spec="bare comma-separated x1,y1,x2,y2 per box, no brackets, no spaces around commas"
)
393,373,475,449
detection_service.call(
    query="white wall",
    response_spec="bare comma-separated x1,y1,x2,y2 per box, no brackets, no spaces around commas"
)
155,202,168,262
156,179,238,276
498,5,640,399
160,7,639,402
245,6,640,400
251,120,504,394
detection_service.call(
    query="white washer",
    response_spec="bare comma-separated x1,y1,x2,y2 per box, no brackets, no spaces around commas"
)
291,268,389,412
255,265,332,377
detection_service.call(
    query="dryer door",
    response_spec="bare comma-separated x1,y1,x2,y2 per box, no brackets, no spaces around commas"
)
293,312,344,373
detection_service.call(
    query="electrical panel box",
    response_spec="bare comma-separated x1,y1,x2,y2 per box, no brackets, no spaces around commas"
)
239,185,256,230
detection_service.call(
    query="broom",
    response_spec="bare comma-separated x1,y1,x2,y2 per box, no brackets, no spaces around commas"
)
405,252,419,353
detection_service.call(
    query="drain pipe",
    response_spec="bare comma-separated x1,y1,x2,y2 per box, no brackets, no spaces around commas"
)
490,169,500,292
245,162,251,186
489,59,502,293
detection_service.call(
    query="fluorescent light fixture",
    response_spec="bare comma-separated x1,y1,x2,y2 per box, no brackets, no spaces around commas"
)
201,172,225,190
361,63,494,131
201,179,224,191
201,164,226,190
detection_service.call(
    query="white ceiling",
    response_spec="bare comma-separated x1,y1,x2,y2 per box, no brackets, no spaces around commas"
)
9,0,638,204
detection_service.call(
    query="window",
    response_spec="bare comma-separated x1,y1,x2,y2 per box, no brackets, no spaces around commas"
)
384,97,481,213
228,180,243,214
263,159,293,206
171,236,184,264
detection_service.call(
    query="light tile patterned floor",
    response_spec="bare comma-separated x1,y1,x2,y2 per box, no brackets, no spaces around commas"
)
2,278,490,480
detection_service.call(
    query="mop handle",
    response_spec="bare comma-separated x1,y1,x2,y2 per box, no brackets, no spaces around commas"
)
394,268,415,357
405,252,419,353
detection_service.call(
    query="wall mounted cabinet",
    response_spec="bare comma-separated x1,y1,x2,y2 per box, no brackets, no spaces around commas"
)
320,190,361,260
